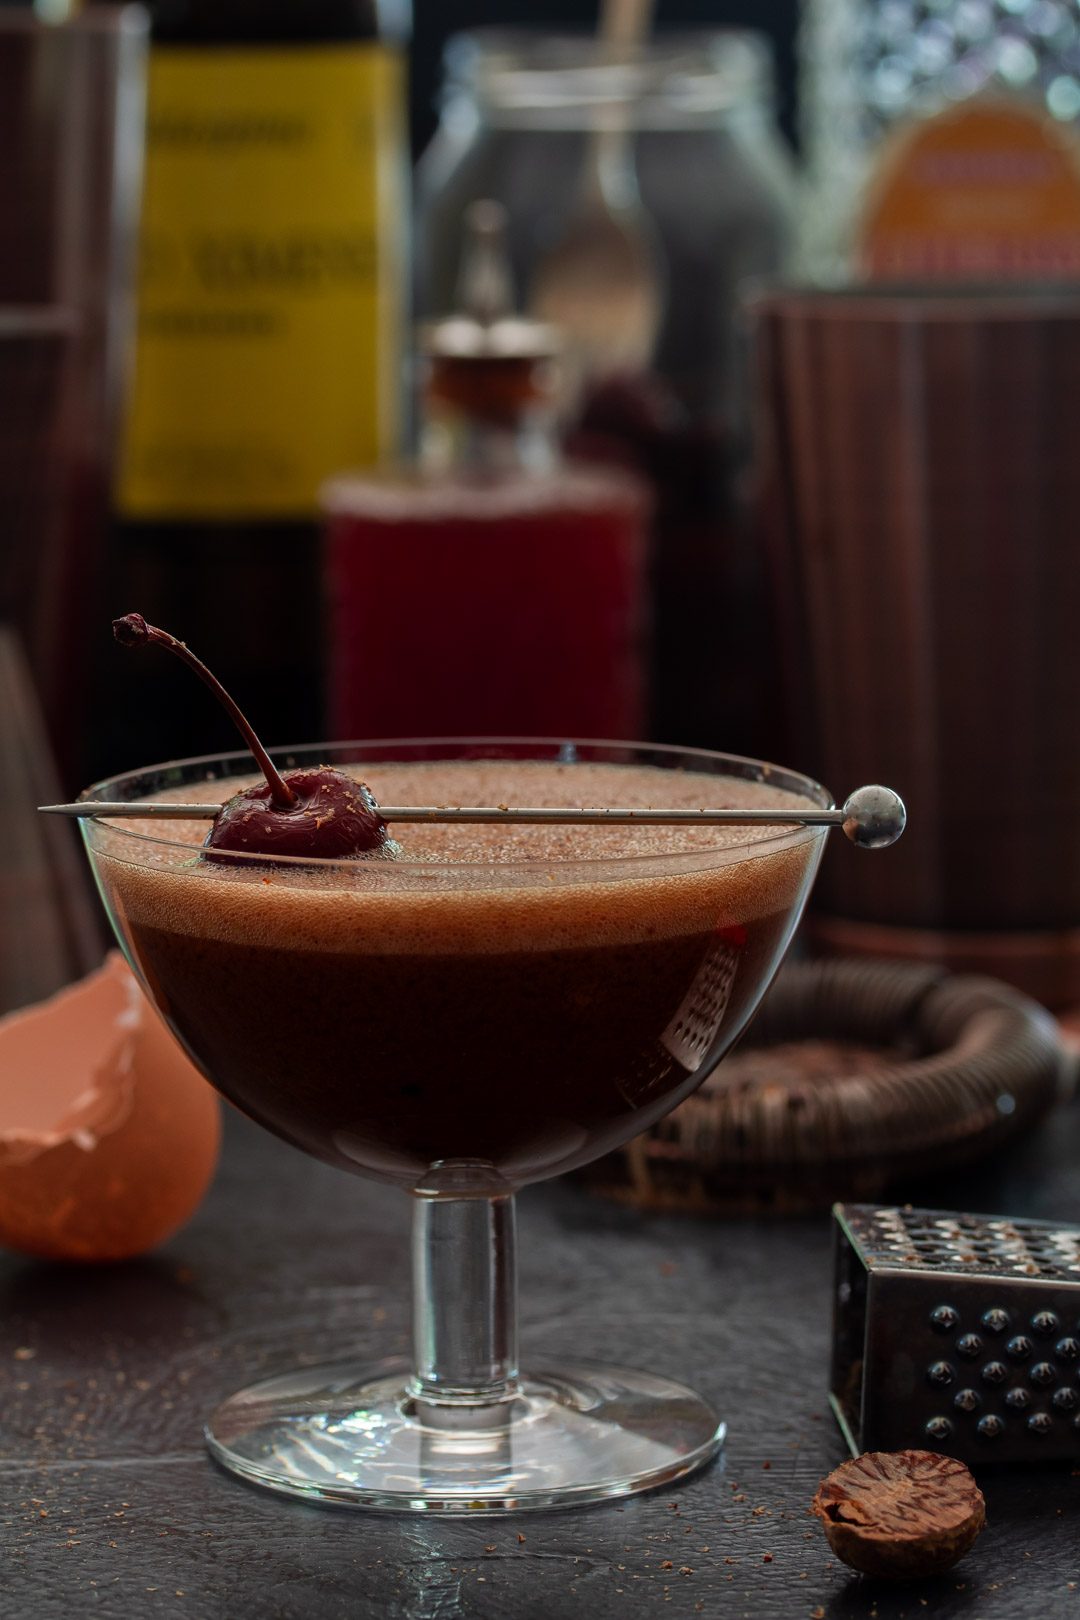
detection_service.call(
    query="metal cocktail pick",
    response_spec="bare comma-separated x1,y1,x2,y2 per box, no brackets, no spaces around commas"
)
39,784,906,849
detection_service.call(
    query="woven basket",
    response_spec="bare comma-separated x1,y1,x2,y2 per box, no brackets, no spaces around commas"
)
582,959,1067,1215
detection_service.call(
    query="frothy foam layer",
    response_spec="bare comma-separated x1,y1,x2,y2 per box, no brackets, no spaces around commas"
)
95,760,824,956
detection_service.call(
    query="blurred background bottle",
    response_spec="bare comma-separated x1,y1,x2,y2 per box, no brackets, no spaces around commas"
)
324,202,650,742
800,0,1080,279
415,28,795,756
91,0,410,780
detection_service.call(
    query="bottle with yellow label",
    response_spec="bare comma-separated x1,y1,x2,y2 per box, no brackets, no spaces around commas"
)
96,0,409,777
800,0,1080,281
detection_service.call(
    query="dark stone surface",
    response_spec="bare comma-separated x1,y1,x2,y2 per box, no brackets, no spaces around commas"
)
3,1100,1079,1619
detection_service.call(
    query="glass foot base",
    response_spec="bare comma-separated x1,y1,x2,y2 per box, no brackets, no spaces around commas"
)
205,1357,724,1513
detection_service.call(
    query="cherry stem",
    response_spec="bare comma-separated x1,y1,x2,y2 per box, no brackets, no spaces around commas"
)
113,613,297,809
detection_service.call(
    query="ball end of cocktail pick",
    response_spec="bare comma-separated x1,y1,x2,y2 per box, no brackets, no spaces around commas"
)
841,786,907,849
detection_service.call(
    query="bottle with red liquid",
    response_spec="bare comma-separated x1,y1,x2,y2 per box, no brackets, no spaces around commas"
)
323,203,650,743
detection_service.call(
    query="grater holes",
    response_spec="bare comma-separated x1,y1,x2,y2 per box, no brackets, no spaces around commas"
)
855,1207,1080,1282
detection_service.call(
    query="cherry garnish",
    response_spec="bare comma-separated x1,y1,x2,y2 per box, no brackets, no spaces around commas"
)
113,613,389,860
208,767,387,859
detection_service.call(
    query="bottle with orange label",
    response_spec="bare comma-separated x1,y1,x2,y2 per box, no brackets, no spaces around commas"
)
800,0,1080,280
92,0,409,779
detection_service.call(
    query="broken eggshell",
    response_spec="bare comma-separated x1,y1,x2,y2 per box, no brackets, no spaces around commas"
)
0,953,220,1261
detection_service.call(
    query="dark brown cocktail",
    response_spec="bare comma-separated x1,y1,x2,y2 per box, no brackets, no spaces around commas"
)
92,756,822,1190
81,739,832,1514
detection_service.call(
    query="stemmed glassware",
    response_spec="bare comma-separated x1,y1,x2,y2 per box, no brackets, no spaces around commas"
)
80,737,830,1512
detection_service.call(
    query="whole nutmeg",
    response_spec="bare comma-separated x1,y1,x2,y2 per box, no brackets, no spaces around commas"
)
812,1450,985,1580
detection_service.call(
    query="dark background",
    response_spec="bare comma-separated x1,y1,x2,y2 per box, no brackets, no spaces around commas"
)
406,1,801,158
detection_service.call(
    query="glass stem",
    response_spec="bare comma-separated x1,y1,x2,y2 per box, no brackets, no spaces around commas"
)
410,1191,520,1407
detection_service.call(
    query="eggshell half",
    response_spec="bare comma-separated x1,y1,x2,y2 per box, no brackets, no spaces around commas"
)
0,953,220,1261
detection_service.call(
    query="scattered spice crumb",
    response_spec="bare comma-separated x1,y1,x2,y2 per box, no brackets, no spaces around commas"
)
812,1608,825,1619
661,1560,673,1570
13,1348,35,1361
763,1553,774,1563
484,1545,495,1553
517,1533,526,1544
763,1461,772,1470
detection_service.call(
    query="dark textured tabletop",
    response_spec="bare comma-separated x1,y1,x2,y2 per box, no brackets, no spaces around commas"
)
3,1101,1079,1620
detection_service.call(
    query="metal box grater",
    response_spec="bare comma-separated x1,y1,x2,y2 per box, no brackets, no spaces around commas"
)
830,1203,1080,1464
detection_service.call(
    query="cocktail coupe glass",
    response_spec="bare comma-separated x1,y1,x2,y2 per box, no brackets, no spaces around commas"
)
80,738,831,1513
